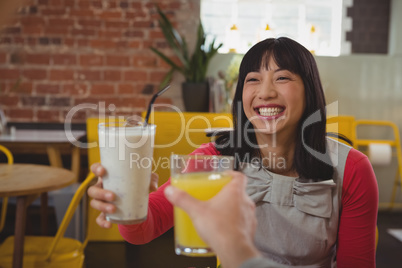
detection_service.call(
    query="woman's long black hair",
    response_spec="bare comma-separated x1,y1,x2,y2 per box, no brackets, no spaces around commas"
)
215,37,334,181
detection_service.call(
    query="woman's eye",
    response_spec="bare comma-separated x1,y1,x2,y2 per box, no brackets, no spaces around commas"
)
277,76,289,81
246,78,258,82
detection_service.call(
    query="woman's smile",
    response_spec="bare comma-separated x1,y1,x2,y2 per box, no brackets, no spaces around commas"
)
254,104,285,119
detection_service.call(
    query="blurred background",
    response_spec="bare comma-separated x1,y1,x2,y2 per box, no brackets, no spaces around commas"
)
0,0,401,267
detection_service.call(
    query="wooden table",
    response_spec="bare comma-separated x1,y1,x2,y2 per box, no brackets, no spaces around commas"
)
0,129,86,178
0,163,76,268
0,129,85,235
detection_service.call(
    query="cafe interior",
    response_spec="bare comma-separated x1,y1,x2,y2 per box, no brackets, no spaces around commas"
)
1,0,402,267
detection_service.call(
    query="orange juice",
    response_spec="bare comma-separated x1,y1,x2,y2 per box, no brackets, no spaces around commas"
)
171,172,231,256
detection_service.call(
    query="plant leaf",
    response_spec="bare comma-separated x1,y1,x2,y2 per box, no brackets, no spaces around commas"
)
151,5,223,83
155,5,188,66
159,68,175,89
156,6,183,46
150,47,184,73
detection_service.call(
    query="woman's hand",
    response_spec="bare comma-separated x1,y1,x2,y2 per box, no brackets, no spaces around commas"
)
87,163,160,228
87,163,115,229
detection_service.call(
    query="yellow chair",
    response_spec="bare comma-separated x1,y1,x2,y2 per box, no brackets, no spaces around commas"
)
143,111,233,185
0,172,96,267
0,144,13,233
326,115,356,147
354,120,402,210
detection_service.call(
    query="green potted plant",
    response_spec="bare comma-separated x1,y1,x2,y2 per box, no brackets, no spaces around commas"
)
150,5,223,112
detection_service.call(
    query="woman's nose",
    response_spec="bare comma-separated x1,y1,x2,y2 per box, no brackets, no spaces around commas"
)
258,83,277,100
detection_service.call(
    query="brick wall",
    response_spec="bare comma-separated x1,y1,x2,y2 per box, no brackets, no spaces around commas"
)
0,0,199,123
346,0,391,54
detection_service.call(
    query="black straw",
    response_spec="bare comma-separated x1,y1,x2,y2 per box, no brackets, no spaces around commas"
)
143,85,170,126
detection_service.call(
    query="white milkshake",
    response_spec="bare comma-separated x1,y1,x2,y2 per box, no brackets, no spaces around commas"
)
98,122,156,224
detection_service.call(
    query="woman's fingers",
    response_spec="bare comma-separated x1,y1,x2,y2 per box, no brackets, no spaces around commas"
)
88,163,115,229
87,181,115,201
150,173,159,192
91,162,106,177
96,212,112,229
87,174,116,228
90,198,116,214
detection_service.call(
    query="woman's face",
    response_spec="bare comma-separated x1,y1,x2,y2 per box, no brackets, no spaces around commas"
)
242,57,306,139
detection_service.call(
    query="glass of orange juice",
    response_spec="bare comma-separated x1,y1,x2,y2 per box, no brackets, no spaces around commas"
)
170,154,234,257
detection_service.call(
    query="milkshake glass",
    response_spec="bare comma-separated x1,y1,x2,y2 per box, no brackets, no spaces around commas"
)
98,122,156,224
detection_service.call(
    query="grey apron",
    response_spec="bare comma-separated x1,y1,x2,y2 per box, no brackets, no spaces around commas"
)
241,138,351,267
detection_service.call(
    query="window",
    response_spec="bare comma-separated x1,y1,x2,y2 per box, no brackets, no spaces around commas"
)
201,0,345,56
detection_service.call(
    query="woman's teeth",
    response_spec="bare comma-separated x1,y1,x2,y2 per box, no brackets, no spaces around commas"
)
258,107,284,117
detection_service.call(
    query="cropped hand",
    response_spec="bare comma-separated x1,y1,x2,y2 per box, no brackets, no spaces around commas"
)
87,162,159,228
164,171,261,268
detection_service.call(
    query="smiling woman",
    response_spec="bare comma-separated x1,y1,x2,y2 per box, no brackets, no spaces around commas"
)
212,37,378,266
87,37,378,268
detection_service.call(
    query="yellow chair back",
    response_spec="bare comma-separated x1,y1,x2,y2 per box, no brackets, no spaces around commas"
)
142,111,233,185
326,115,356,147
354,120,402,210
0,173,96,267
0,145,13,233
0,145,13,164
